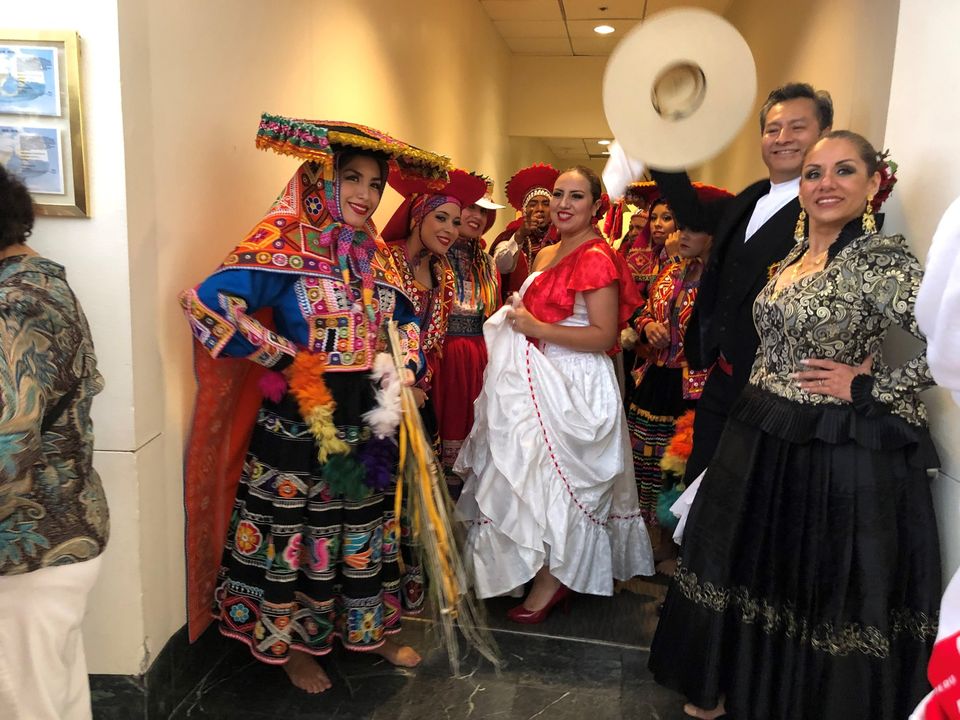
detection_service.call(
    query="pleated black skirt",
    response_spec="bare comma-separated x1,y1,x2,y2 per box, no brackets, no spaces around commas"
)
649,384,941,720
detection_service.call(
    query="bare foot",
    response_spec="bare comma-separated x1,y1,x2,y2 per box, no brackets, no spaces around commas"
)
372,637,422,667
282,648,332,693
683,698,726,719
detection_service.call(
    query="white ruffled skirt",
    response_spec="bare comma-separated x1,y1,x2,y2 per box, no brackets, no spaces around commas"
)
454,306,654,598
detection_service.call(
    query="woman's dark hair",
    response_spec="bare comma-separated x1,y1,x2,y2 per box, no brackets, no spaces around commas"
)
563,165,603,203
335,148,390,186
650,197,672,215
0,164,35,250
812,130,879,175
759,82,833,132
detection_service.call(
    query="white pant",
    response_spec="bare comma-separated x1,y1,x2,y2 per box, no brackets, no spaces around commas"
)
0,556,102,720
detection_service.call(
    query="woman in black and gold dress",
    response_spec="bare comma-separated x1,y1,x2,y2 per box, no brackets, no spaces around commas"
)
649,131,941,720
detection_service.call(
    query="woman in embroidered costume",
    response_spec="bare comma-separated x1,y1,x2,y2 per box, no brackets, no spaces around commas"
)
628,197,674,298
381,169,488,415
455,165,654,623
432,181,502,496
379,168,486,614
619,181,664,302
649,132,941,720
180,115,450,693
624,186,731,561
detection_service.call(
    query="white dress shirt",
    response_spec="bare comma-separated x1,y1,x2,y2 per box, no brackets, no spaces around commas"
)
743,176,800,242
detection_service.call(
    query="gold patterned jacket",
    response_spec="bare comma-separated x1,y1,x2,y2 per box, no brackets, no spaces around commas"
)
750,228,933,425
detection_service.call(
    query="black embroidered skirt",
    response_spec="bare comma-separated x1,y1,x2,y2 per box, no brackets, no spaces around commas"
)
626,364,696,524
213,373,422,664
648,384,941,719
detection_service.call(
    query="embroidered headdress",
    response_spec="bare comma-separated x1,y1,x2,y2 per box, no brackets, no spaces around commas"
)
605,180,659,240
220,114,451,324
505,163,560,214
381,168,488,243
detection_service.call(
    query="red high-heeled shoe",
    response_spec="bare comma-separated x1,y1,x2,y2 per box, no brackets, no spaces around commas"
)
506,585,572,624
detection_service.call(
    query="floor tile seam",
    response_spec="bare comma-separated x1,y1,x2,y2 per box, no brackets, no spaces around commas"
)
403,616,651,652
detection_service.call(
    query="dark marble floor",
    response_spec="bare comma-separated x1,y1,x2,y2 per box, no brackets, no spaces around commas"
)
96,576,691,719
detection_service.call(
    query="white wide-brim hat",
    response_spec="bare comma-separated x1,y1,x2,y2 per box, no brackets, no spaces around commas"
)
603,8,756,171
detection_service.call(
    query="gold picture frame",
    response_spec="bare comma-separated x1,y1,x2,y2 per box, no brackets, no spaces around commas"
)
0,29,88,217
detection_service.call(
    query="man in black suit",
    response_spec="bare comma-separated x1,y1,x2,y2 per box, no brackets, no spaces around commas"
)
652,83,834,484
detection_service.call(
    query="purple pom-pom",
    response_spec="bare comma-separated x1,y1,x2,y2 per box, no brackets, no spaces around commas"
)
258,370,287,403
358,435,399,492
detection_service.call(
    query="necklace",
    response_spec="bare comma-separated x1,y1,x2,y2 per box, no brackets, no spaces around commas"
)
773,246,829,299
789,247,828,282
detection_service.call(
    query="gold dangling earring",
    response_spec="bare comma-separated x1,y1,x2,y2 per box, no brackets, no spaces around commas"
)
862,198,877,234
794,208,807,242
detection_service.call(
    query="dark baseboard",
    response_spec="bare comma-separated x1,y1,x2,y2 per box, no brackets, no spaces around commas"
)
91,622,235,719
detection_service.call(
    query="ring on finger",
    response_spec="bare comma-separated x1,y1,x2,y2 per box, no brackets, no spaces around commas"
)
819,379,824,386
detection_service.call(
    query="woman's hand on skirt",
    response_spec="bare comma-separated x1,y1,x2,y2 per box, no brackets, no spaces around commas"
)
792,355,873,402
506,301,545,339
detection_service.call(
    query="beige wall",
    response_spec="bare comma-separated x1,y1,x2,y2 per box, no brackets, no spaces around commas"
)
507,56,612,138
695,0,900,191
882,0,960,581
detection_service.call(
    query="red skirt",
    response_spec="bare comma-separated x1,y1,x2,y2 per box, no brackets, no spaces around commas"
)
432,333,488,476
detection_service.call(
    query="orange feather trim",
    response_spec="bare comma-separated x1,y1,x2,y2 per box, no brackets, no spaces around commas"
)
284,352,347,461
665,410,696,460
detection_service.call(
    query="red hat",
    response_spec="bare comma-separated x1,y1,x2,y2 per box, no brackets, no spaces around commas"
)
624,180,660,206
651,182,733,234
382,168,488,242
505,163,559,213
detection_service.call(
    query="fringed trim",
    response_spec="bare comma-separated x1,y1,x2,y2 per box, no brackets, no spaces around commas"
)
255,114,449,184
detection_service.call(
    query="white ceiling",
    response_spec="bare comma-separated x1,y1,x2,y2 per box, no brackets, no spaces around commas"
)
482,1,735,163
481,0,733,56
543,136,613,161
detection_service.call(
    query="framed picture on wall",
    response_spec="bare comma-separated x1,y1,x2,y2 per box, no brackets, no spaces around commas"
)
0,30,88,217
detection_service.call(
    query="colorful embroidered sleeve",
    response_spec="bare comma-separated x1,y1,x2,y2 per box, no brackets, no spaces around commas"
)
180,268,299,368
864,239,935,406
390,290,425,377
632,264,673,336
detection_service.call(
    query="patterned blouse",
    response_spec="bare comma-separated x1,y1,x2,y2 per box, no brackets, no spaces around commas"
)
750,228,933,425
384,244,454,389
0,255,109,575
446,238,501,336
624,244,660,301
632,258,708,399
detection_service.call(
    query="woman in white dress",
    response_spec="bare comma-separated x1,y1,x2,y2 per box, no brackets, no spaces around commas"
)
455,166,654,623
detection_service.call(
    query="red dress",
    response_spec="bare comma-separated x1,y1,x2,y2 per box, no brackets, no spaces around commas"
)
431,238,501,487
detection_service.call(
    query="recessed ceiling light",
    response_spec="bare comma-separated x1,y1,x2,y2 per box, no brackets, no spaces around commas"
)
597,139,611,146
594,24,616,35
